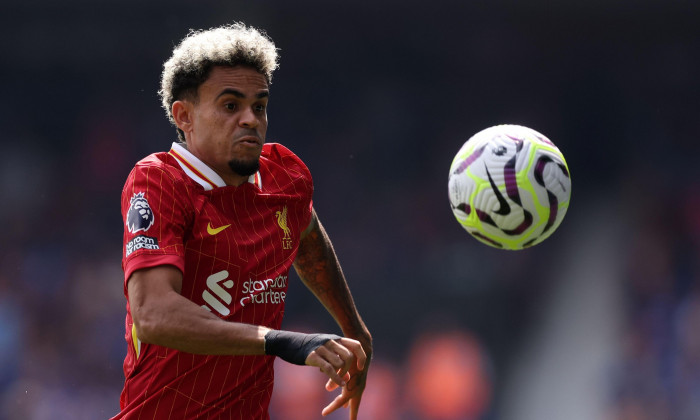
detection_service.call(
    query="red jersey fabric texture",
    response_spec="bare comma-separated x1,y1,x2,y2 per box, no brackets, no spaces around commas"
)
113,142,313,419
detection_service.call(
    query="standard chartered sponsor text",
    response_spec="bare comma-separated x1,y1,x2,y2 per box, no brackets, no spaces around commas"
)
240,275,287,306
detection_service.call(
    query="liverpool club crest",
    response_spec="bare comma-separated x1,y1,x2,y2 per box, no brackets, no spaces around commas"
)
275,206,292,250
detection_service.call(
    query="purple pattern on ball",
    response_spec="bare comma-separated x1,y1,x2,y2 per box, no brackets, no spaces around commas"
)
476,209,497,227
501,210,533,235
453,145,486,175
504,139,523,204
472,231,503,248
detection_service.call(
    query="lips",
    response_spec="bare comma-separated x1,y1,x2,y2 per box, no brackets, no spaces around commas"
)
235,136,263,148
236,134,262,145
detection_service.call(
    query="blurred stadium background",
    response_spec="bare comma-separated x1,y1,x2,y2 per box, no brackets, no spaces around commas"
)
1,1,699,419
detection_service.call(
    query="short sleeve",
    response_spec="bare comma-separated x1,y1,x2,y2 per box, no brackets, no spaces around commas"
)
121,163,189,289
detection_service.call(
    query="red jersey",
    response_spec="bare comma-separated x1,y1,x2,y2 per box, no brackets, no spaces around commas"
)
113,142,313,419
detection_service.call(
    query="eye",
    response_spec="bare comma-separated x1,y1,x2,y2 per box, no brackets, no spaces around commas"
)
225,103,236,111
254,104,266,112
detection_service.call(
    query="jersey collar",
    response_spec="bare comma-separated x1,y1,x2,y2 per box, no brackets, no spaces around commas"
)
168,142,262,190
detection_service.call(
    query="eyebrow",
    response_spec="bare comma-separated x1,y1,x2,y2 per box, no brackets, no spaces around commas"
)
216,88,269,100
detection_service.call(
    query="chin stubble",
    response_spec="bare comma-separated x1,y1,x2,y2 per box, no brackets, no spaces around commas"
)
228,158,260,177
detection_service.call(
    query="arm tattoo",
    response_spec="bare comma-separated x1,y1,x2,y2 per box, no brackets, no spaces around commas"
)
293,212,362,332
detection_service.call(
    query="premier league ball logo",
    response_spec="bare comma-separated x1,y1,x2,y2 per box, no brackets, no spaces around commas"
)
127,192,155,233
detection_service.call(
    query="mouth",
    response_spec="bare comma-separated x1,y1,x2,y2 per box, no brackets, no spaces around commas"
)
236,135,262,147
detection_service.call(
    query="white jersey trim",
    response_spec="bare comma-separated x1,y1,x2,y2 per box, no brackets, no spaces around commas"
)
169,142,261,190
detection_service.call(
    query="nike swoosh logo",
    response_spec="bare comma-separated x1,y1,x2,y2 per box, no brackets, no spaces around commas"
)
207,223,231,235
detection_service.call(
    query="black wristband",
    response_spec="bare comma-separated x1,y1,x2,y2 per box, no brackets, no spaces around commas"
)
264,330,342,365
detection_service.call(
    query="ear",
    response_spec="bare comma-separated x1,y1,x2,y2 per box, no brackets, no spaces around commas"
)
172,100,193,134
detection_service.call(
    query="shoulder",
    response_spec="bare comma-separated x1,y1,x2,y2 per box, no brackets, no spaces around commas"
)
122,151,200,212
259,143,313,197
126,151,192,187
261,143,311,181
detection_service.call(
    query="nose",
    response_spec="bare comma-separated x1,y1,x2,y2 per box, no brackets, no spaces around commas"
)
239,107,259,129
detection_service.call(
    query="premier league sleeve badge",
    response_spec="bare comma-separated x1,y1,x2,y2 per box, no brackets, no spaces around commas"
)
125,192,160,257
126,192,155,234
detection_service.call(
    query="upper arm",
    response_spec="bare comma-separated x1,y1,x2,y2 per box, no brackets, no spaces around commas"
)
127,265,183,328
293,208,333,277
299,207,318,241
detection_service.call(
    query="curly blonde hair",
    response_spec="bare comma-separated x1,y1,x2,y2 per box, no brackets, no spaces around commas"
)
159,23,279,139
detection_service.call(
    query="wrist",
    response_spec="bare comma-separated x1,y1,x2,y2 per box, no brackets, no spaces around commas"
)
264,330,341,365
342,323,372,343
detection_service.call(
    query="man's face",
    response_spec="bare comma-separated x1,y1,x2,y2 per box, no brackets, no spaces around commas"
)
177,66,269,185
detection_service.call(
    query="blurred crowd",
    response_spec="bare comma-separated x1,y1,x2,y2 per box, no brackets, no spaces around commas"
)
607,180,700,420
1,1,699,419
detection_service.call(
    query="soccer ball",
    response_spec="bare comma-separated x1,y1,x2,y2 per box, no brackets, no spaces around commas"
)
448,124,571,250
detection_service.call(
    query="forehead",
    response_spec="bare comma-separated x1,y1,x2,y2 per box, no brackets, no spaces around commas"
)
199,66,269,97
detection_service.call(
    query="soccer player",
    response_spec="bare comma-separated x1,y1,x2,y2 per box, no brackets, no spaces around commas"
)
113,23,372,419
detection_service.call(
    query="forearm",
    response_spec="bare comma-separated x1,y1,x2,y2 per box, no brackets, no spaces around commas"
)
135,294,268,355
128,265,268,355
293,212,370,341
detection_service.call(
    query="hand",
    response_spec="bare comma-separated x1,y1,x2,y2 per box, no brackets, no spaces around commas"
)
305,337,369,419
